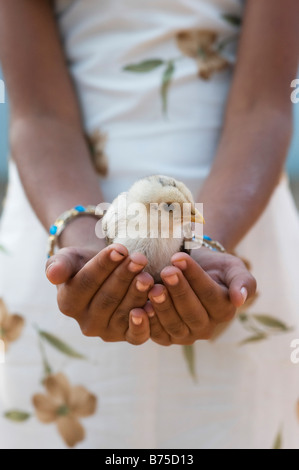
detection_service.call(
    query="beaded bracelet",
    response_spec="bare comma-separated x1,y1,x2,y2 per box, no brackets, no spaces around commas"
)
189,234,227,253
201,235,227,253
47,205,103,258
47,206,226,258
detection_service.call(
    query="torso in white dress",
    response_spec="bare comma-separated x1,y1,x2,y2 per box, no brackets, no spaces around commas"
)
1,0,299,449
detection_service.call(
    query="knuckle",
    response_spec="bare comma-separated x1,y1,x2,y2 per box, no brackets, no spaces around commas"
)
182,338,196,346
155,338,172,346
100,331,115,342
166,321,187,338
95,255,113,277
171,289,188,302
203,285,217,303
80,322,97,338
115,269,133,285
99,290,120,310
191,313,210,332
131,288,149,305
127,335,147,346
78,271,97,292
149,322,165,340
183,311,203,329
114,310,129,329
200,328,213,340
213,306,236,324
194,322,214,340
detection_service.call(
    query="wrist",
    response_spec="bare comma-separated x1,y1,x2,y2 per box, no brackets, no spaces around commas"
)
58,215,106,252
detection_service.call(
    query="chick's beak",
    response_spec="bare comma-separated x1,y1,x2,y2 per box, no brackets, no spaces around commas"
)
191,207,205,224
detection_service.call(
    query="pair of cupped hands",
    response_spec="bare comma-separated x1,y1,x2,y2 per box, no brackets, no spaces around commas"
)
45,241,256,346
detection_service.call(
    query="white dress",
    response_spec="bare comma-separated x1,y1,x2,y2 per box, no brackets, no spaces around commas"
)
1,0,299,449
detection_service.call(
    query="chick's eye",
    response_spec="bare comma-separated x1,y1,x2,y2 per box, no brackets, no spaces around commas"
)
164,203,174,212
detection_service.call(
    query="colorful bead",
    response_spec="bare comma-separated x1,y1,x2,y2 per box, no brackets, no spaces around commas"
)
47,205,100,258
49,225,58,235
74,205,86,212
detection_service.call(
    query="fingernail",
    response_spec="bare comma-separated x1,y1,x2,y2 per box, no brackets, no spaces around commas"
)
240,287,248,304
146,308,155,318
132,315,143,326
46,262,55,276
152,293,166,304
172,259,187,270
144,303,155,318
110,250,125,262
136,280,151,292
164,274,179,286
128,261,144,273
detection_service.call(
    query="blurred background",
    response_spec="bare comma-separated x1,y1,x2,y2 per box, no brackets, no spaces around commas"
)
0,65,299,214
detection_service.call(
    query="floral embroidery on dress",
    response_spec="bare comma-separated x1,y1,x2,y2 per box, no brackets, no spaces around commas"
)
175,30,229,80
86,130,109,177
0,298,25,350
3,322,98,448
32,372,97,448
123,13,241,114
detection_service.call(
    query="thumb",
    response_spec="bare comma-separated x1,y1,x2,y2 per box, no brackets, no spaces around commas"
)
226,264,257,308
45,247,94,285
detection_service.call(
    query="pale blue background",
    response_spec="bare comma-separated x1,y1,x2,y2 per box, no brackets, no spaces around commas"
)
0,66,299,181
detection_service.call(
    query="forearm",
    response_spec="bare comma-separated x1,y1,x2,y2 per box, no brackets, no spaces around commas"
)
198,106,292,252
10,114,105,249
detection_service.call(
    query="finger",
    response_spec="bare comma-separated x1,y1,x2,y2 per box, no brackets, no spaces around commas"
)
224,262,257,308
171,252,234,322
144,302,172,346
45,247,95,285
109,271,154,332
160,266,210,332
56,243,128,317
125,308,150,345
148,284,189,339
86,252,148,332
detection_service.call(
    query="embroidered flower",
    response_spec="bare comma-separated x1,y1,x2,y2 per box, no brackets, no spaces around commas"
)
32,372,97,448
176,29,229,80
0,298,25,349
86,130,109,177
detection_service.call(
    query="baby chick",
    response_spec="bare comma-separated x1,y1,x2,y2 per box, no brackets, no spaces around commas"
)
101,175,204,281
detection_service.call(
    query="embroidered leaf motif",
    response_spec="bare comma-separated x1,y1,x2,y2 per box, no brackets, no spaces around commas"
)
4,410,31,422
161,61,175,115
238,333,268,346
253,315,290,332
273,429,282,449
238,313,292,346
37,334,53,377
123,59,165,73
222,14,242,26
38,330,86,360
183,345,197,380
238,313,248,323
